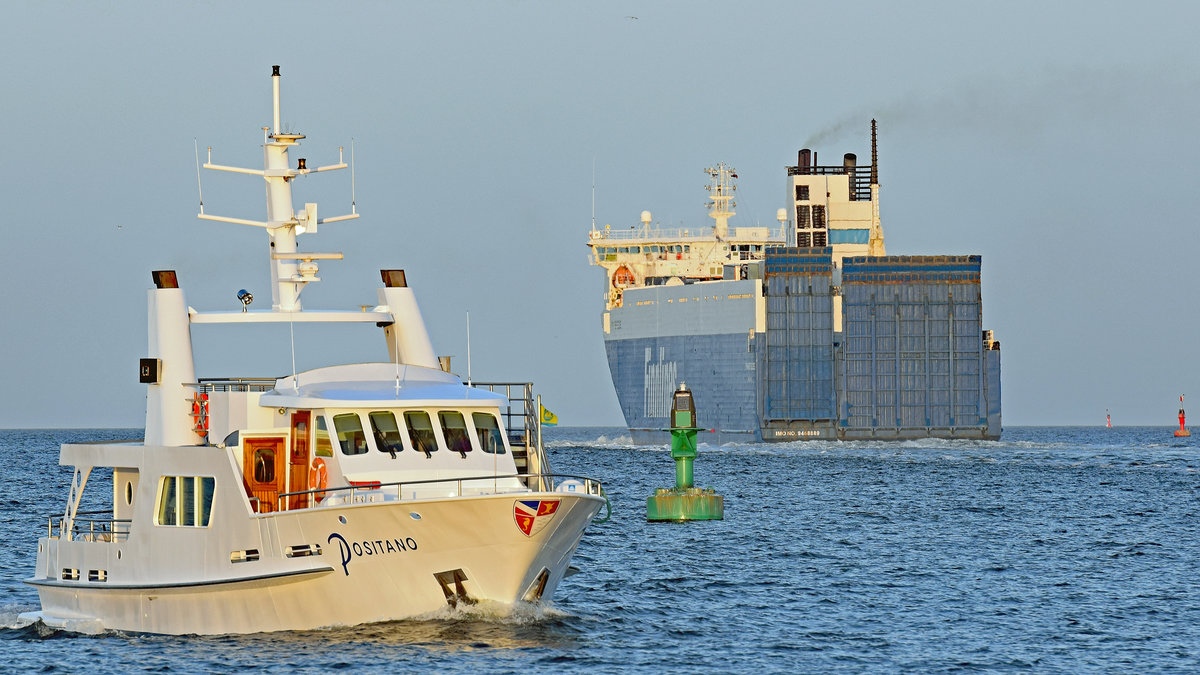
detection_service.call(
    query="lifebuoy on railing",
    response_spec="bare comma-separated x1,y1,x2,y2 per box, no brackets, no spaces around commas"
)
191,393,209,434
309,457,328,502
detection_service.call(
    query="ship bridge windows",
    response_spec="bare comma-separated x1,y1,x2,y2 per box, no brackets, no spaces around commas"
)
369,411,405,456
405,411,438,457
731,244,760,261
333,413,369,456
795,184,810,201
472,412,506,454
320,408,511,460
155,476,215,527
438,411,473,457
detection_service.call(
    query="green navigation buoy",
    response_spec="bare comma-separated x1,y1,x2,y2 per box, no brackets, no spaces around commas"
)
646,383,724,521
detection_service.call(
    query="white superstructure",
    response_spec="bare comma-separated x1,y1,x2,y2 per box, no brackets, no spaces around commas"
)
21,67,605,635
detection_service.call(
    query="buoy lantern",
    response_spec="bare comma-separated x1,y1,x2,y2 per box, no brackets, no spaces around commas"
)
646,383,724,521
1175,394,1190,437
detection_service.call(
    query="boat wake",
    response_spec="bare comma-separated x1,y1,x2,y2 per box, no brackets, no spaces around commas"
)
544,435,637,450
407,599,571,625
0,605,37,631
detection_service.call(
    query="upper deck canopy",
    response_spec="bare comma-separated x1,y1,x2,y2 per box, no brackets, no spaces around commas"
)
260,363,507,409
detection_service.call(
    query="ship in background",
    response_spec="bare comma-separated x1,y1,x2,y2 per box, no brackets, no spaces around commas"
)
587,121,1001,443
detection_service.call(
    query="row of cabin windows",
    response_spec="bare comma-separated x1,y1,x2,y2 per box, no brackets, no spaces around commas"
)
156,476,215,527
595,245,690,255
320,410,506,458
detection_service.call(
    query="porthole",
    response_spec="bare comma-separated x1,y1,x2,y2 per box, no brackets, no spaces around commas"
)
125,481,134,505
338,515,347,524
409,512,422,521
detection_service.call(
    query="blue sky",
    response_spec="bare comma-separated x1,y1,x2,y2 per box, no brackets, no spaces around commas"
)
2,1,1198,428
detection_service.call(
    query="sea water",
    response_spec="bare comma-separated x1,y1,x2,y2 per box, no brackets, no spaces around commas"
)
1,427,1197,673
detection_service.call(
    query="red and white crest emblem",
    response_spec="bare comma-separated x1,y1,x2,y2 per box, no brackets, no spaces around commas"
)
514,499,560,537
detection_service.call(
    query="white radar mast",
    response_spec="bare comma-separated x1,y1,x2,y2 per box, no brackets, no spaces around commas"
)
705,163,736,240
197,65,359,312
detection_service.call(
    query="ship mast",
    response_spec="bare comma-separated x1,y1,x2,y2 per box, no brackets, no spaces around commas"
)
867,118,885,256
705,163,737,239
198,65,359,312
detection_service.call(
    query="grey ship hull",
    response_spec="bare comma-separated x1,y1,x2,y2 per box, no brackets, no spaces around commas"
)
603,279,760,445
602,250,1002,444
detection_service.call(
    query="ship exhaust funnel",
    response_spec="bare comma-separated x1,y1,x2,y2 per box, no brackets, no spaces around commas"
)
378,270,438,369
144,281,198,447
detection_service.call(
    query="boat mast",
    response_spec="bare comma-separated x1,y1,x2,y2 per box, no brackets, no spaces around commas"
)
705,163,737,239
868,119,885,256
198,65,358,312
265,64,304,311
191,66,439,372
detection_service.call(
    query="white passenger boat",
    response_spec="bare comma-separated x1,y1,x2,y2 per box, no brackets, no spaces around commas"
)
20,66,606,635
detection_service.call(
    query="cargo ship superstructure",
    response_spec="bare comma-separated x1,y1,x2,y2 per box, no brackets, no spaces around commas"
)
587,122,1001,443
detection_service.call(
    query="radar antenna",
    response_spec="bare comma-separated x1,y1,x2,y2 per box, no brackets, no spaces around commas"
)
704,163,737,239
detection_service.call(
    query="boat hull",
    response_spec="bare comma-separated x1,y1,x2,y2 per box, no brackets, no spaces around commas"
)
24,491,602,635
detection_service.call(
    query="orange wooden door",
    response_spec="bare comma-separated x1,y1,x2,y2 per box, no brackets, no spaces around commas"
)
243,436,286,513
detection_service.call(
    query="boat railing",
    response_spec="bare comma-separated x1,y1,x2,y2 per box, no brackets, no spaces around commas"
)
45,510,132,543
195,377,278,393
468,382,536,445
589,224,787,244
590,227,713,242
467,381,553,489
274,472,602,511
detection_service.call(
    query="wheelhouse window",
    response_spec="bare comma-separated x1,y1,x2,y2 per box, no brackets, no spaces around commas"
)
156,476,215,527
369,411,405,455
439,411,472,457
333,413,368,456
404,411,438,457
472,412,506,454
314,416,334,457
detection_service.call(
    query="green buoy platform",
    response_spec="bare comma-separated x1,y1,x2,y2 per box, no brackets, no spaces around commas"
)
646,383,724,521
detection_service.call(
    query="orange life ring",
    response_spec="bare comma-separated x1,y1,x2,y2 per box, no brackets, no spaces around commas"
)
191,393,209,434
309,457,328,502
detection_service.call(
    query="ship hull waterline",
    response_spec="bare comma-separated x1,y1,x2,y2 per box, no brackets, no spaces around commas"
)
24,491,602,635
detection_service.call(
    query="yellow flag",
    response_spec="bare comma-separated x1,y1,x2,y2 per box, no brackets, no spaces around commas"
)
540,404,558,426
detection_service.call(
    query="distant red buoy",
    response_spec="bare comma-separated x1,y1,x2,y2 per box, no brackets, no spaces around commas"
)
1175,394,1190,437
